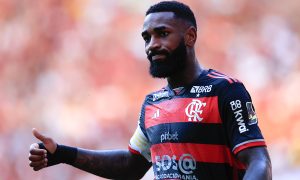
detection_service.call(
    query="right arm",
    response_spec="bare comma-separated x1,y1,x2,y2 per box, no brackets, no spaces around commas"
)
72,148,151,179
29,129,151,179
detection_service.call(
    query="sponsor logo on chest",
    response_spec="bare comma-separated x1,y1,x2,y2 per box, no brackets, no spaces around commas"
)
190,85,212,97
154,154,197,179
160,131,178,142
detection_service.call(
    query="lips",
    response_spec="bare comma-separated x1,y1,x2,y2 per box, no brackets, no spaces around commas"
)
151,54,166,61
148,50,169,62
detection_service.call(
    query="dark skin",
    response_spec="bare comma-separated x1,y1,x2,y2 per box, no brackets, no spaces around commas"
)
237,147,272,180
29,12,272,179
29,129,151,179
142,12,202,88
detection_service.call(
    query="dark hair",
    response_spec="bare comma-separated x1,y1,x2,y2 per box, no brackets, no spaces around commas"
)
146,1,197,29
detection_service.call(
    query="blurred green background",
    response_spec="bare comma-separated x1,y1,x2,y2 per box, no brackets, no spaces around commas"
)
0,0,300,179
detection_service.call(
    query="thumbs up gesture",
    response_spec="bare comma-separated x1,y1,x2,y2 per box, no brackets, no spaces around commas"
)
29,128,57,171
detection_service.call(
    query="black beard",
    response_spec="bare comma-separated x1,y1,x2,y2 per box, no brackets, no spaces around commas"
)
148,40,187,78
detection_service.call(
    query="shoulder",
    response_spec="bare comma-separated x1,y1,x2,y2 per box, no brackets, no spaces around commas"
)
144,87,169,103
203,69,247,94
206,69,242,87
192,69,251,102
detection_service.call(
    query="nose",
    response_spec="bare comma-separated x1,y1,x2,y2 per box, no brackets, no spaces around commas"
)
146,37,161,55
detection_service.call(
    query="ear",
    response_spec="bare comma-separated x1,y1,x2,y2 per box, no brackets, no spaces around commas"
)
184,26,197,47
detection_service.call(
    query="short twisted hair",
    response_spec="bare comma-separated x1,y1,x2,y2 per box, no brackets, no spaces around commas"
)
146,1,197,29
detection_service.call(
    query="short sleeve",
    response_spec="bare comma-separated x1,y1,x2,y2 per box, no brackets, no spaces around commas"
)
128,125,151,161
128,101,151,162
219,82,266,155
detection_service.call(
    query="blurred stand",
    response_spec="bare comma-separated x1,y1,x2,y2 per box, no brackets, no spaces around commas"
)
0,0,299,179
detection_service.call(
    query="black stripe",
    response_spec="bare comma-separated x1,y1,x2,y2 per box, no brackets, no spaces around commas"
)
146,122,228,145
194,162,245,180
152,161,245,180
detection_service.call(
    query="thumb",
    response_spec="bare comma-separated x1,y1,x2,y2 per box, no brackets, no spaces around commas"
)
32,128,57,153
32,128,48,143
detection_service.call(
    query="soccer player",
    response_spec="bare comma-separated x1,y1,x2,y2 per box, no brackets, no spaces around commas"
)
29,1,272,179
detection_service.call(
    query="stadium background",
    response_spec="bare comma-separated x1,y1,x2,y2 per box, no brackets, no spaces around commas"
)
0,0,300,179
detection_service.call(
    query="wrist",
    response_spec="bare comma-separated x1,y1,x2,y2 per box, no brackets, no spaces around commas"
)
55,144,78,165
38,143,78,166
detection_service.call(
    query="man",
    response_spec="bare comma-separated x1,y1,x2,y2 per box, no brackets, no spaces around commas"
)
29,1,272,179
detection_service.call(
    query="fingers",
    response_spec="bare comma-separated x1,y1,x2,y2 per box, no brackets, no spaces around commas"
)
29,158,47,167
29,142,48,171
33,166,46,171
29,154,46,161
33,165,45,171
29,158,48,171
30,143,39,150
30,143,47,155
32,128,48,143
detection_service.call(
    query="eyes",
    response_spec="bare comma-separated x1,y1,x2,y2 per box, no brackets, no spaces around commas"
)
142,35,150,43
142,31,170,43
160,31,169,37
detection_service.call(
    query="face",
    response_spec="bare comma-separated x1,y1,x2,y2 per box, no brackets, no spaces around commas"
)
142,12,188,78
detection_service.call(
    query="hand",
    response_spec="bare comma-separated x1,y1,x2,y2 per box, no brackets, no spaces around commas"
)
29,128,57,171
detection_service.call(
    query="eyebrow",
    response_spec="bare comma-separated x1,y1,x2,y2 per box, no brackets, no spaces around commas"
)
141,26,167,37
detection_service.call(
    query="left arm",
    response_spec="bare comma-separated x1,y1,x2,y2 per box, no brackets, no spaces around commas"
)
219,81,272,179
237,146,272,180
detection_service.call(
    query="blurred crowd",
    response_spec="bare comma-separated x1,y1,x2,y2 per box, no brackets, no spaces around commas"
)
0,0,299,179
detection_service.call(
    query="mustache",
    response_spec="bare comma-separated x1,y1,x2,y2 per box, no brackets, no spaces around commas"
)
147,50,169,61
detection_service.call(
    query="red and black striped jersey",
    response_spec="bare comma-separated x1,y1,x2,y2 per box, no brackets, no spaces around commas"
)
129,69,266,180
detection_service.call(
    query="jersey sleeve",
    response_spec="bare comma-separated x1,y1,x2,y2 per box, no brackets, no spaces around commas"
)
128,102,151,162
219,82,266,155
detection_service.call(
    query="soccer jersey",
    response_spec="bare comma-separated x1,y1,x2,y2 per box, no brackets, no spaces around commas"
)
129,69,266,180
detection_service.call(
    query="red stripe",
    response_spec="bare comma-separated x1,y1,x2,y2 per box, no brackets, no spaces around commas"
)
211,71,227,77
210,72,240,84
235,78,241,83
145,97,221,129
233,168,239,180
233,141,266,155
151,143,237,165
231,78,241,83
211,71,236,81
207,74,233,84
128,145,140,155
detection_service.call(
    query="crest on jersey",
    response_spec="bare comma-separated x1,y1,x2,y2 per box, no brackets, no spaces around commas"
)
246,102,258,125
185,99,206,122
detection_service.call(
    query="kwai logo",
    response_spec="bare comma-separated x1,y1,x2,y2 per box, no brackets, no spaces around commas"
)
185,99,206,122
230,100,248,133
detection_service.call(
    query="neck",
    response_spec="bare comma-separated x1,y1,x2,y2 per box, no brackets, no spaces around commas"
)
167,56,203,89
